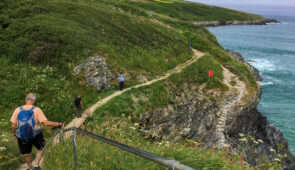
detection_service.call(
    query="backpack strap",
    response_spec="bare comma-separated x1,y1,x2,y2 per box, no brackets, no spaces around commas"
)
30,106,35,111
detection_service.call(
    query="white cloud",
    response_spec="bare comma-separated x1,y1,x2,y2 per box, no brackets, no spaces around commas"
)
188,0,295,16
189,0,295,7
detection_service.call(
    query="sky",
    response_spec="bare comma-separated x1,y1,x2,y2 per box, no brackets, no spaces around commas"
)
188,0,295,16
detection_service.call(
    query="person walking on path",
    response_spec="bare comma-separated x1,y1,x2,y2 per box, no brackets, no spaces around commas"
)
74,95,83,118
10,93,64,170
119,74,125,91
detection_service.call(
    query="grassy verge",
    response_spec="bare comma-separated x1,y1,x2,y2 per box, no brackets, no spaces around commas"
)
44,116,249,170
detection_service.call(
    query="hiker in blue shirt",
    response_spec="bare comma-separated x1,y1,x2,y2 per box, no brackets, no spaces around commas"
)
119,74,125,91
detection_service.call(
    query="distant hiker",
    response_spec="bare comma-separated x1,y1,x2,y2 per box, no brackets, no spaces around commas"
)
10,93,64,170
74,95,83,118
119,74,125,91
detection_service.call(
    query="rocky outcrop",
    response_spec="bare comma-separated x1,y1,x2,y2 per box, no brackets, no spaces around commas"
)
137,75,148,83
74,55,113,91
139,89,220,145
227,49,263,81
195,19,279,27
225,88,292,165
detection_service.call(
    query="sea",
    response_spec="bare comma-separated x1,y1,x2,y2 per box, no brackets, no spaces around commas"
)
208,16,295,154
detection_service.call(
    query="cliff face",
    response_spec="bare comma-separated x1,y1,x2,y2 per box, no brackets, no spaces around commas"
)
139,53,292,166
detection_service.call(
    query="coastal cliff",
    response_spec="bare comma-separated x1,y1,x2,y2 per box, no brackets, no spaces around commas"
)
195,19,278,27
138,51,292,166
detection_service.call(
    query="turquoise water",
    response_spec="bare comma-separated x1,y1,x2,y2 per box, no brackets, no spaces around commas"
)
208,16,295,154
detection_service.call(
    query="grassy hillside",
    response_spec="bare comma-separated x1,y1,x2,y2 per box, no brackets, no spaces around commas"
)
43,55,248,169
0,0,261,169
105,0,264,22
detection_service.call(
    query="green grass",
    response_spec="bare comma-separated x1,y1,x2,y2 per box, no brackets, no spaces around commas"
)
0,0,191,76
43,116,250,170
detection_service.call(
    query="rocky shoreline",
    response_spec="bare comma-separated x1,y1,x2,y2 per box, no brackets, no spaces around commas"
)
227,49,295,167
195,18,279,27
227,49,263,82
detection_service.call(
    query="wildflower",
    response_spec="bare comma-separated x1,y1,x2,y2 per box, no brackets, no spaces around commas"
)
1,139,8,143
254,141,259,145
239,138,247,142
0,147,6,151
239,133,244,137
165,141,170,147
274,158,280,162
270,148,275,152
129,127,136,130
134,123,139,127
258,139,263,143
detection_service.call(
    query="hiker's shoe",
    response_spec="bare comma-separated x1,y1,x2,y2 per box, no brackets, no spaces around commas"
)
32,166,41,170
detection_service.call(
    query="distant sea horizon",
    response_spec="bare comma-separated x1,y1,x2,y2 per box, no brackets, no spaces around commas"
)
208,15,295,154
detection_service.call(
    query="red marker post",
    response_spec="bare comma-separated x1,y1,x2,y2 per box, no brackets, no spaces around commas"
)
208,70,213,78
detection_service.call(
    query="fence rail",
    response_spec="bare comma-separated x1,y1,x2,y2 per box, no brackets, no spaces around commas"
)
62,127,196,170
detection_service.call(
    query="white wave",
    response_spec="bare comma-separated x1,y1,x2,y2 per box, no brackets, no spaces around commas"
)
259,81,274,86
266,22,282,25
248,58,280,72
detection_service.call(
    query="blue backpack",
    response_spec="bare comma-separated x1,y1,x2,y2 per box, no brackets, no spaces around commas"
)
16,106,37,140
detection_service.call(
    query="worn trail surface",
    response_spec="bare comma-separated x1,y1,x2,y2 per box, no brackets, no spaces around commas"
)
215,66,247,148
17,49,204,170
59,49,204,140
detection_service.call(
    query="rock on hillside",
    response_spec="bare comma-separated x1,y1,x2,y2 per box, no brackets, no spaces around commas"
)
227,49,263,82
74,55,113,91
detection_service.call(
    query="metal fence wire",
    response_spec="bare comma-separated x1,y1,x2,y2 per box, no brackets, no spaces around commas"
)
61,127,196,170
